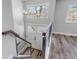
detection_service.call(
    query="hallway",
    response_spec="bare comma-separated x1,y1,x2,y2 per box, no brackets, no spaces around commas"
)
49,34,77,59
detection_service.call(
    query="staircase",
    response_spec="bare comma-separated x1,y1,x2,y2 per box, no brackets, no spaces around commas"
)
19,47,42,59
2,30,42,59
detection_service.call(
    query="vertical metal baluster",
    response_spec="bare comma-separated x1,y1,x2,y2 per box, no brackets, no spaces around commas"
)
15,37,18,56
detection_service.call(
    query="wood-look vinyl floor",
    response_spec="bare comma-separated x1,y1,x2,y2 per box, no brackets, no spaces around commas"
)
49,34,77,59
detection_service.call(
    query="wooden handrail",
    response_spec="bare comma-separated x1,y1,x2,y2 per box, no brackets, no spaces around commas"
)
2,30,32,45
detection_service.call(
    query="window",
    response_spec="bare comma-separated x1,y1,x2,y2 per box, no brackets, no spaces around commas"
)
24,3,49,18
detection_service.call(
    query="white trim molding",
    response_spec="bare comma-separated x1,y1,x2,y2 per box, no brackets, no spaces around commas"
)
53,32,77,37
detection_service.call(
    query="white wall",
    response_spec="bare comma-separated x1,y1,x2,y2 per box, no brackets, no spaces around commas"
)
12,0,27,52
26,24,48,50
12,0,24,38
2,0,17,59
2,0,14,31
2,35,17,59
54,0,77,35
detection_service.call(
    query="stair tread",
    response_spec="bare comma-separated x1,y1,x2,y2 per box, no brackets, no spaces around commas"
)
17,55,32,57
19,47,42,59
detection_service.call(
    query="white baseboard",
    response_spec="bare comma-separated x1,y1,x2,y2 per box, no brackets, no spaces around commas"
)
53,32,77,37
